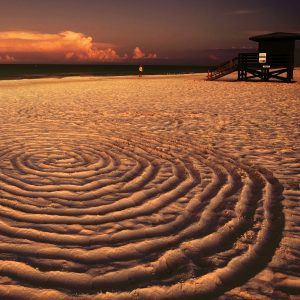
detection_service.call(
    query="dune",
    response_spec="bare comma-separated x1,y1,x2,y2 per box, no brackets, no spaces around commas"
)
0,70,299,299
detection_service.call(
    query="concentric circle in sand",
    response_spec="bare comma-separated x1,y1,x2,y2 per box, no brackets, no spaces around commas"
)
0,123,284,300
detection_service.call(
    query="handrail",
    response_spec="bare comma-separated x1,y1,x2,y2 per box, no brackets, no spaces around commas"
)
207,57,238,80
213,56,238,70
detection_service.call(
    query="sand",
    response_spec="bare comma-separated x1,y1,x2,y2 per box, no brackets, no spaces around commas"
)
0,70,299,299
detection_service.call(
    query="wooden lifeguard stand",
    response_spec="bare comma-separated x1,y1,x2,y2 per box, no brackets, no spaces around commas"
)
207,32,300,82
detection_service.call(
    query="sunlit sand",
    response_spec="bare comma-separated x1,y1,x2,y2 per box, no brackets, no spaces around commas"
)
0,71,299,299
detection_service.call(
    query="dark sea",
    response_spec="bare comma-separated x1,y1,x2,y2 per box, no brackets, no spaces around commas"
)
0,64,208,80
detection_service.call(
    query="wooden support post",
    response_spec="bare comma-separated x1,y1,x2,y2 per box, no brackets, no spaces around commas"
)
287,66,293,82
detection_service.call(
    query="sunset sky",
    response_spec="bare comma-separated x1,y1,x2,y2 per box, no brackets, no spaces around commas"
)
0,0,299,64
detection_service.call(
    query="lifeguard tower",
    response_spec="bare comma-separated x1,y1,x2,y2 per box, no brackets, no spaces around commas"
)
207,32,300,82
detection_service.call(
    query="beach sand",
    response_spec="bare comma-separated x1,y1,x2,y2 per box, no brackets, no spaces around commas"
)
0,70,299,299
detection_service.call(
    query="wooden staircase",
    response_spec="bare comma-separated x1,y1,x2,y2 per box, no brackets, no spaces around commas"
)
207,57,238,80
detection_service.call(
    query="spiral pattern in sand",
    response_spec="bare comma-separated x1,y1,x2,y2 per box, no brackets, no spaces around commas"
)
0,124,284,300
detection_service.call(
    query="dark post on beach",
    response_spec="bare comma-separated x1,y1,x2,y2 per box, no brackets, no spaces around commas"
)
139,65,143,78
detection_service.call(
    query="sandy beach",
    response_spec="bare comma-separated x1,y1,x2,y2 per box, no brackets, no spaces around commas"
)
0,71,299,299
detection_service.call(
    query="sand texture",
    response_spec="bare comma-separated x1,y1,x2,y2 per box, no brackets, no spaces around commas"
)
0,71,299,299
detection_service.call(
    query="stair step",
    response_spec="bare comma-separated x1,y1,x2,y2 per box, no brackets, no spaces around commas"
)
207,67,237,81
207,57,238,81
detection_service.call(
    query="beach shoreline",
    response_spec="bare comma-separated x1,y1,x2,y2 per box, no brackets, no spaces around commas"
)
0,64,209,81
0,66,299,82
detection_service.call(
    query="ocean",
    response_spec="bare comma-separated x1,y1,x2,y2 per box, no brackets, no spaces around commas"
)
0,64,208,80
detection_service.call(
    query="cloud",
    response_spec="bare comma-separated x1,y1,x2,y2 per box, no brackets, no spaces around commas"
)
208,54,219,61
0,55,16,63
133,47,145,59
246,30,272,37
230,10,256,15
147,53,158,59
133,47,157,60
0,31,149,63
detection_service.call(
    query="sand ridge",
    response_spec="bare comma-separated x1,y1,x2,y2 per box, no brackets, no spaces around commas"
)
0,72,299,299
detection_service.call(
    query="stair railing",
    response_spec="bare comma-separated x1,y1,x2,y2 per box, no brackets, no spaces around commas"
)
207,57,238,80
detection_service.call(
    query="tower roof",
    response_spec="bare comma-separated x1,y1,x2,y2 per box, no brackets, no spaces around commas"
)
249,32,300,42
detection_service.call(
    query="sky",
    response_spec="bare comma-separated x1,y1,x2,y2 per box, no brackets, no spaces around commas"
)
0,0,299,64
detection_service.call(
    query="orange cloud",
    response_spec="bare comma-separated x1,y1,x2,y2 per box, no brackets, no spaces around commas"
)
133,47,158,60
0,55,16,63
0,31,129,63
133,47,145,59
147,53,158,59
